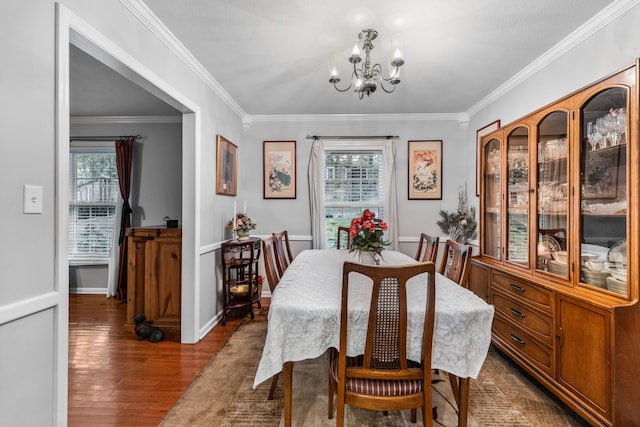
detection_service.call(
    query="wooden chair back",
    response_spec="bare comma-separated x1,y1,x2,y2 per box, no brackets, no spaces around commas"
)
261,236,281,293
415,233,439,263
337,226,351,249
272,230,294,275
438,239,473,287
329,261,436,427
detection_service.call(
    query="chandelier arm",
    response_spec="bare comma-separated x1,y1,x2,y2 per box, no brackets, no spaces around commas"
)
378,80,398,93
332,81,353,92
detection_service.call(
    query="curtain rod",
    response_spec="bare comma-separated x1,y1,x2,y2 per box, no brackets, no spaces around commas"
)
305,135,398,140
69,135,145,142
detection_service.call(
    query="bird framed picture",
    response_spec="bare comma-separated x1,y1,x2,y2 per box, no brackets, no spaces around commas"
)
408,140,442,200
263,140,296,199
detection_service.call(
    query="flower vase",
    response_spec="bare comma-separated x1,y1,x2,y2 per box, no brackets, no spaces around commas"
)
236,229,250,241
352,250,381,265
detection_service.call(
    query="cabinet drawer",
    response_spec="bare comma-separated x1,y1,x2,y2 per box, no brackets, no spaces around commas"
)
491,290,553,345
492,315,553,377
492,272,553,312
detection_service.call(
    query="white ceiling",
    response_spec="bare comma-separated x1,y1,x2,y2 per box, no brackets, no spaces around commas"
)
70,0,617,118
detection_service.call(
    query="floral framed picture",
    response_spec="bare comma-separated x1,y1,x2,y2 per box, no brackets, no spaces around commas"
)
476,120,500,195
408,140,443,200
263,140,296,199
216,134,238,196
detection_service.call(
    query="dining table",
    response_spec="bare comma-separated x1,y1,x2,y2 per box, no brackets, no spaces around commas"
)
253,249,495,426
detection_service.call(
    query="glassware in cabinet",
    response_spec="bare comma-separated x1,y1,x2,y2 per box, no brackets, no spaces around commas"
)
535,111,569,276
579,87,628,295
482,137,501,259
506,127,529,266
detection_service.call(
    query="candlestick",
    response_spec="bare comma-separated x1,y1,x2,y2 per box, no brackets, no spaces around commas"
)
233,201,236,230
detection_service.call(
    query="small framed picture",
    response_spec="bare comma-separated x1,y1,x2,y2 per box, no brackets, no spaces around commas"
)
263,141,296,199
476,120,500,195
216,134,238,196
408,140,443,200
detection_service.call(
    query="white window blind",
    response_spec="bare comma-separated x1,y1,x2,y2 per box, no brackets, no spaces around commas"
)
324,149,384,248
68,150,119,262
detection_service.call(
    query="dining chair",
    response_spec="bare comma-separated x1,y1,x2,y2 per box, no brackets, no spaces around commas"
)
438,239,473,288
415,233,439,263
328,261,437,427
261,236,282,400
337,226,351,249
272,230,294,276
437,238,473,415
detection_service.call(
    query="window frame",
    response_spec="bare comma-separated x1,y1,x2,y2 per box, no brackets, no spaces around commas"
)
68,143,119,265
322,140,386,249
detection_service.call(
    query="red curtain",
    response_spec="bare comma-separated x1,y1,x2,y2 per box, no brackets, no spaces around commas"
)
115,138,134,301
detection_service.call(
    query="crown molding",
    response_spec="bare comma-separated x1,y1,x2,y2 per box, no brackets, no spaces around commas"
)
120,0,248,121
71,115,182,124
466,0,640,117
121,0,639,125
249,112,463,123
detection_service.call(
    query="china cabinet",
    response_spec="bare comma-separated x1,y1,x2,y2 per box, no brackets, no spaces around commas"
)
473,60,639,426
126,226,182,327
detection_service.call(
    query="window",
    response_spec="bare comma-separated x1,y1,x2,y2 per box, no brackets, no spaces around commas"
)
68,149,119,263
324,148,384,248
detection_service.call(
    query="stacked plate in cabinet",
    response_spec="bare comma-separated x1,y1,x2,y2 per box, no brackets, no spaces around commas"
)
606,276,627,294
548,260,567,275
581,269,610,289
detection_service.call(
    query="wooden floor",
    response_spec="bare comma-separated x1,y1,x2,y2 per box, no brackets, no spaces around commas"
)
68,294,261,426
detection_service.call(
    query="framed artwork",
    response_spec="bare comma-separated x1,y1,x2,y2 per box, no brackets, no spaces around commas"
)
263,140,296,199
408,140,443,200
476,120,500,195
216,134,238,196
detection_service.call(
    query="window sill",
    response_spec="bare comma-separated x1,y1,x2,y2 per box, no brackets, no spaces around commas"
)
69,259,109,267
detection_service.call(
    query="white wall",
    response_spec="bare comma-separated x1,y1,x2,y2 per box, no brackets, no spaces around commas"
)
242,117,469,252
2,0,640,425
1,1,245,425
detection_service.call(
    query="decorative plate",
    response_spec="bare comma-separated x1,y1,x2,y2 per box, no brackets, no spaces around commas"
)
538,235,561,258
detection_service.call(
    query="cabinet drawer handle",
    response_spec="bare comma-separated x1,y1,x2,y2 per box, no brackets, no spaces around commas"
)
510,334,525,345
510,284,525,293
510,308,526,318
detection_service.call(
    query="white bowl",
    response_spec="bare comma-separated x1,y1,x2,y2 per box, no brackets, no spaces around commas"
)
580,252,599,265
552,250,568,264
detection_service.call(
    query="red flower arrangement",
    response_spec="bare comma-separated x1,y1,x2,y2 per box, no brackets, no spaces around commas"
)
348,209,389,264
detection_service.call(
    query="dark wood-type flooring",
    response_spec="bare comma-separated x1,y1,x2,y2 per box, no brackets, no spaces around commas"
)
68,294,262,426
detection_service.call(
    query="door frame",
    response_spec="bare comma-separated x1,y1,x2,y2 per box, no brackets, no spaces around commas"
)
56,4,201,424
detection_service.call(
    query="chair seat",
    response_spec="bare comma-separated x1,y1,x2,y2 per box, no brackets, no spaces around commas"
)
328,349,423,397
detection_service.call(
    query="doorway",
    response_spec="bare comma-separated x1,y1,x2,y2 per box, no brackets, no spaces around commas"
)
57,6,201,424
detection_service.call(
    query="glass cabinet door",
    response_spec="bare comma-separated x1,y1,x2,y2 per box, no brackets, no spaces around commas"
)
580,87,628,295
535,111,569,276
506,127,529,266
483,137,501,259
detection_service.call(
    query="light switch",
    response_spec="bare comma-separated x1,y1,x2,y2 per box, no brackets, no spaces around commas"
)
23,184,43,214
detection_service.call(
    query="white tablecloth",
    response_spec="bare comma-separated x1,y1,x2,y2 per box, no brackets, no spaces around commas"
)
253,249,494,388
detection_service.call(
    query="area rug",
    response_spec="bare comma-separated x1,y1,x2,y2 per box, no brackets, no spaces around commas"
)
160,313,588,426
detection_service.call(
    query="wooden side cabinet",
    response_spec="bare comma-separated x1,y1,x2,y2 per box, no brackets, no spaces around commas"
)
556,296,611,421
126,226,182,327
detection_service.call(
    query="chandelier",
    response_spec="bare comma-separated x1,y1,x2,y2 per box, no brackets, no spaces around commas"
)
329,29,404,99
